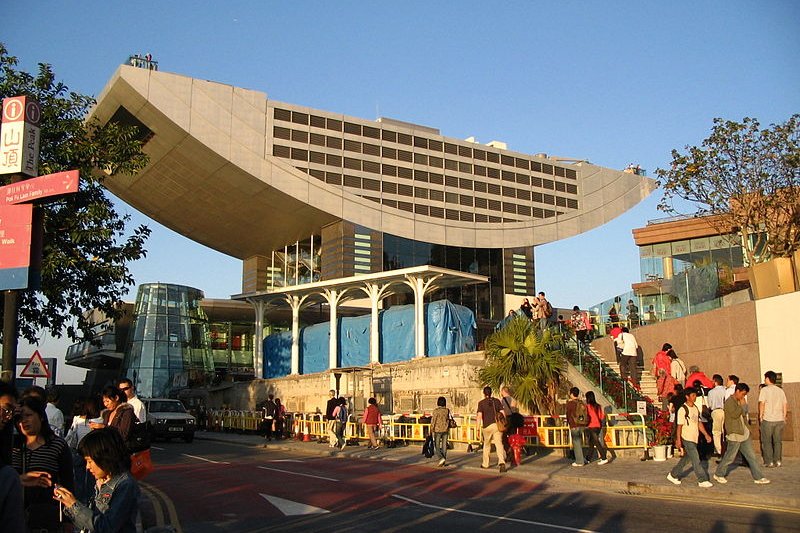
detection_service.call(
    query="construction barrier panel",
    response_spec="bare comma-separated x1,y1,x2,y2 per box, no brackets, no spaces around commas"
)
207,410,647,450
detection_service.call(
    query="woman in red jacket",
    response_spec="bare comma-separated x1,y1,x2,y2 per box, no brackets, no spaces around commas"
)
362,397,382,449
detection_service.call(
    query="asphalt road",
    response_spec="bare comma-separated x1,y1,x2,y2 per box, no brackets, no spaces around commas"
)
141,439,800,533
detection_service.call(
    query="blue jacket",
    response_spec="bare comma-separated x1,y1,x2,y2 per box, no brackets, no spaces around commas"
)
66,471,140,532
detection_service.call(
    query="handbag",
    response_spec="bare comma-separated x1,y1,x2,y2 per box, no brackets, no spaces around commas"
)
493,400,508,432
448,415,458,429
130,448,154,480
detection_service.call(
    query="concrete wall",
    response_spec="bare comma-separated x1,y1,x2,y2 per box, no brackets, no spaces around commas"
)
590,295,797,456
211,351,488,416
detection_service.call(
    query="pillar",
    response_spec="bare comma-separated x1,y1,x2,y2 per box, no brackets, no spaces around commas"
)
247,299,266,379
402,274,442,358
360,282,393,364
321,288,349,370
283,294,310,375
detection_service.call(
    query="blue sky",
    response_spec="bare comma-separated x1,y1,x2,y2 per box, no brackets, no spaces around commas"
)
3,1,799,381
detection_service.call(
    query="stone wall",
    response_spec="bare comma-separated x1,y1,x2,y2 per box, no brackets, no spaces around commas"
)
210,351,488,416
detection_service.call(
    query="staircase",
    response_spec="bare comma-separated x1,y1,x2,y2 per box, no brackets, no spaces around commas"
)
602,359,659,401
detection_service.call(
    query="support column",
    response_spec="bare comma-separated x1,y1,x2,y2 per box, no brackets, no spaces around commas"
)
402,274,442,358
360,282,394,364
321,288,349,370
283,294,310,375
247,299,266,379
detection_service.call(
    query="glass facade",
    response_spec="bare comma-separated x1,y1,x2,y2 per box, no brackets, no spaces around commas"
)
123,284,215,398
209,322,255,379
382,233,506,320
267,236,322,289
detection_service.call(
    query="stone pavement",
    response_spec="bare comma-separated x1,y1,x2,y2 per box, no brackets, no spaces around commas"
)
193,431,800,511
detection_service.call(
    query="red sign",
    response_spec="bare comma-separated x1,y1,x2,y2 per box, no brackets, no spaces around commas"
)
0,170,80,205
0,204,33,269
20,350,50,378
2,97,40,125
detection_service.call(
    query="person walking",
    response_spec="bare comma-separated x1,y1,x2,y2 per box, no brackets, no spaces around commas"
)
713,383,770,485
476,386,507,473
534,292,552,331
758,370,787,468
707,374,727,457
618,327,639,387
325,390,339,448
429,397,451,467
584,391,609,465
669,350,687,386
667,387,713,487
362,397,382,449
333,397,349,450
651,343,674,400
570,306,592,356
566,387,588,466
262,394,277,441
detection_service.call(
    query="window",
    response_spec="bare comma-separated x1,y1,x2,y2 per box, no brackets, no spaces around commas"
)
273,126,291,140
344,122,361,135
326,118,342,131
291,130,308,143
382,130,397,142
272,145,289,158
363,126,380,139
291,112,309,125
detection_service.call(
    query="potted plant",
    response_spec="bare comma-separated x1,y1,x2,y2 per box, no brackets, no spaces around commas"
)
647,408,674,461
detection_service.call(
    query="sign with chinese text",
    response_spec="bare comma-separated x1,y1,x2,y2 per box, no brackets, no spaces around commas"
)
20,350,50,378
0,96,41,177
0,170,80,205
0,203,34,289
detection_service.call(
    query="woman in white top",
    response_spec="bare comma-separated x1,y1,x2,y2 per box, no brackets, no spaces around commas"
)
65,397,102,504
669,349,687,386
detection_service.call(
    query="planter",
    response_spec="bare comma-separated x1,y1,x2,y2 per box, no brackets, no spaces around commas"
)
651,444,668,462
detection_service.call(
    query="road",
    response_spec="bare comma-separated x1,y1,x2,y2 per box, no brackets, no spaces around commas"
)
141,439,799,532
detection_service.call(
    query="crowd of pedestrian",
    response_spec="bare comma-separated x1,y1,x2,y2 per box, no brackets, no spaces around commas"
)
0,378,147,532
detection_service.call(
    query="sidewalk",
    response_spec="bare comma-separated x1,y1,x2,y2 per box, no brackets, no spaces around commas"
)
194,431,800,510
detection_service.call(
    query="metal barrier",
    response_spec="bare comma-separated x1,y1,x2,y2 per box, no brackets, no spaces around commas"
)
207,409,647,451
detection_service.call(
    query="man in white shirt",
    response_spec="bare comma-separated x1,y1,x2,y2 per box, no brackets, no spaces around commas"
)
618,327,639,387
117,378,146,423
667,387,713,487
706,374,727,456
758,370,787,468
45,389,65,437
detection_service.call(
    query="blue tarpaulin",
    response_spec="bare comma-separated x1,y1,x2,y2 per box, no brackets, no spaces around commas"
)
263,299,476,378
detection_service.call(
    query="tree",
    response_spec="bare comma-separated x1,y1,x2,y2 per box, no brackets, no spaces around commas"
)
478,317,565,416
656,115,800,264
0,44,151,344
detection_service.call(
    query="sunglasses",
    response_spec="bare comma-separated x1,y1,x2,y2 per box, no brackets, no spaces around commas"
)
119,387,131,392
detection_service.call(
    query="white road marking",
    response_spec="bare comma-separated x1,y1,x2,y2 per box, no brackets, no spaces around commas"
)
181,454,230,464
151,446,165,451
266,459,304,463
260,493,330,516
258,466,338,482
392,494,601,533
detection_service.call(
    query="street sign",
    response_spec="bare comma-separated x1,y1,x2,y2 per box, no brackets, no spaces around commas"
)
0,170,80,205
0,96,41,177
0,203,34,289
20,349,50,378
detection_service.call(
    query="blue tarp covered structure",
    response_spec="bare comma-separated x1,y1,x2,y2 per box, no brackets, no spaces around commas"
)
263,299,476,378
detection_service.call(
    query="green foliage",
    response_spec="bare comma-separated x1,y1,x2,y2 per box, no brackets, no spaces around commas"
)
478,317,565,416
0,44,151,343
656,115,800,262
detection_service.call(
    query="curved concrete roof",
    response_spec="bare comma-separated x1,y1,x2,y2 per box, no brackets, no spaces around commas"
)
90,66,655,259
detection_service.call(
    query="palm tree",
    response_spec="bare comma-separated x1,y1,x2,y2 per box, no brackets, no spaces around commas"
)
478,317,566,416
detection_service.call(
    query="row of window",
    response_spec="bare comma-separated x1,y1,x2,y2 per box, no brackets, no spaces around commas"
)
272,108,578,180
359,194,558,222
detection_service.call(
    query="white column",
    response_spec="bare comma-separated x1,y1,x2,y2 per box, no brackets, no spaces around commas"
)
321,288,349,370
402,274,442,358
360,282,394,364
283,294,310,375
247,299,266,378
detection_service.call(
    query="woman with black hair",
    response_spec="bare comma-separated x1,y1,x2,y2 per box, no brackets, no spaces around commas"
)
12,395,74,532
584,391,609,465
90,386,136,443
54,428,141,532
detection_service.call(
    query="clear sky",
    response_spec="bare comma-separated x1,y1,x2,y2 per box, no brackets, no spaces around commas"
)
3,1,798,382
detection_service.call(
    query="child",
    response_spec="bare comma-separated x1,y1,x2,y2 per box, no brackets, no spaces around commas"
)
53,428,140,532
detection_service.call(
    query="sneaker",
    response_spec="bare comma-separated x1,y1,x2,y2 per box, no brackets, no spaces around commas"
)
666,473,681,485
438,458,446,467
713,475,727,484
597,459,609,465
754,478,771,484
499,464,507,473
698,481,713,488
571,462,584,467
764,463,774,468
340,442,347,450
775,462,782,467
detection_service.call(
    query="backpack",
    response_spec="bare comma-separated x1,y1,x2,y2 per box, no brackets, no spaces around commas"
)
544,300,553,319
574,400,589,427
422,434,435,458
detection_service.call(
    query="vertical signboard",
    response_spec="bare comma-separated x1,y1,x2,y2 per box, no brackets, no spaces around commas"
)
0,96,41,177
0,203,34,289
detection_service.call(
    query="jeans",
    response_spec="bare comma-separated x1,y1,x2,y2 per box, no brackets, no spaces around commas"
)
335,421,346,447
760,420,784,465
570,427,585,464
620,355,638,385
716,437,763,480
585,427,607,461
670,440,708,482
434,431,448,461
